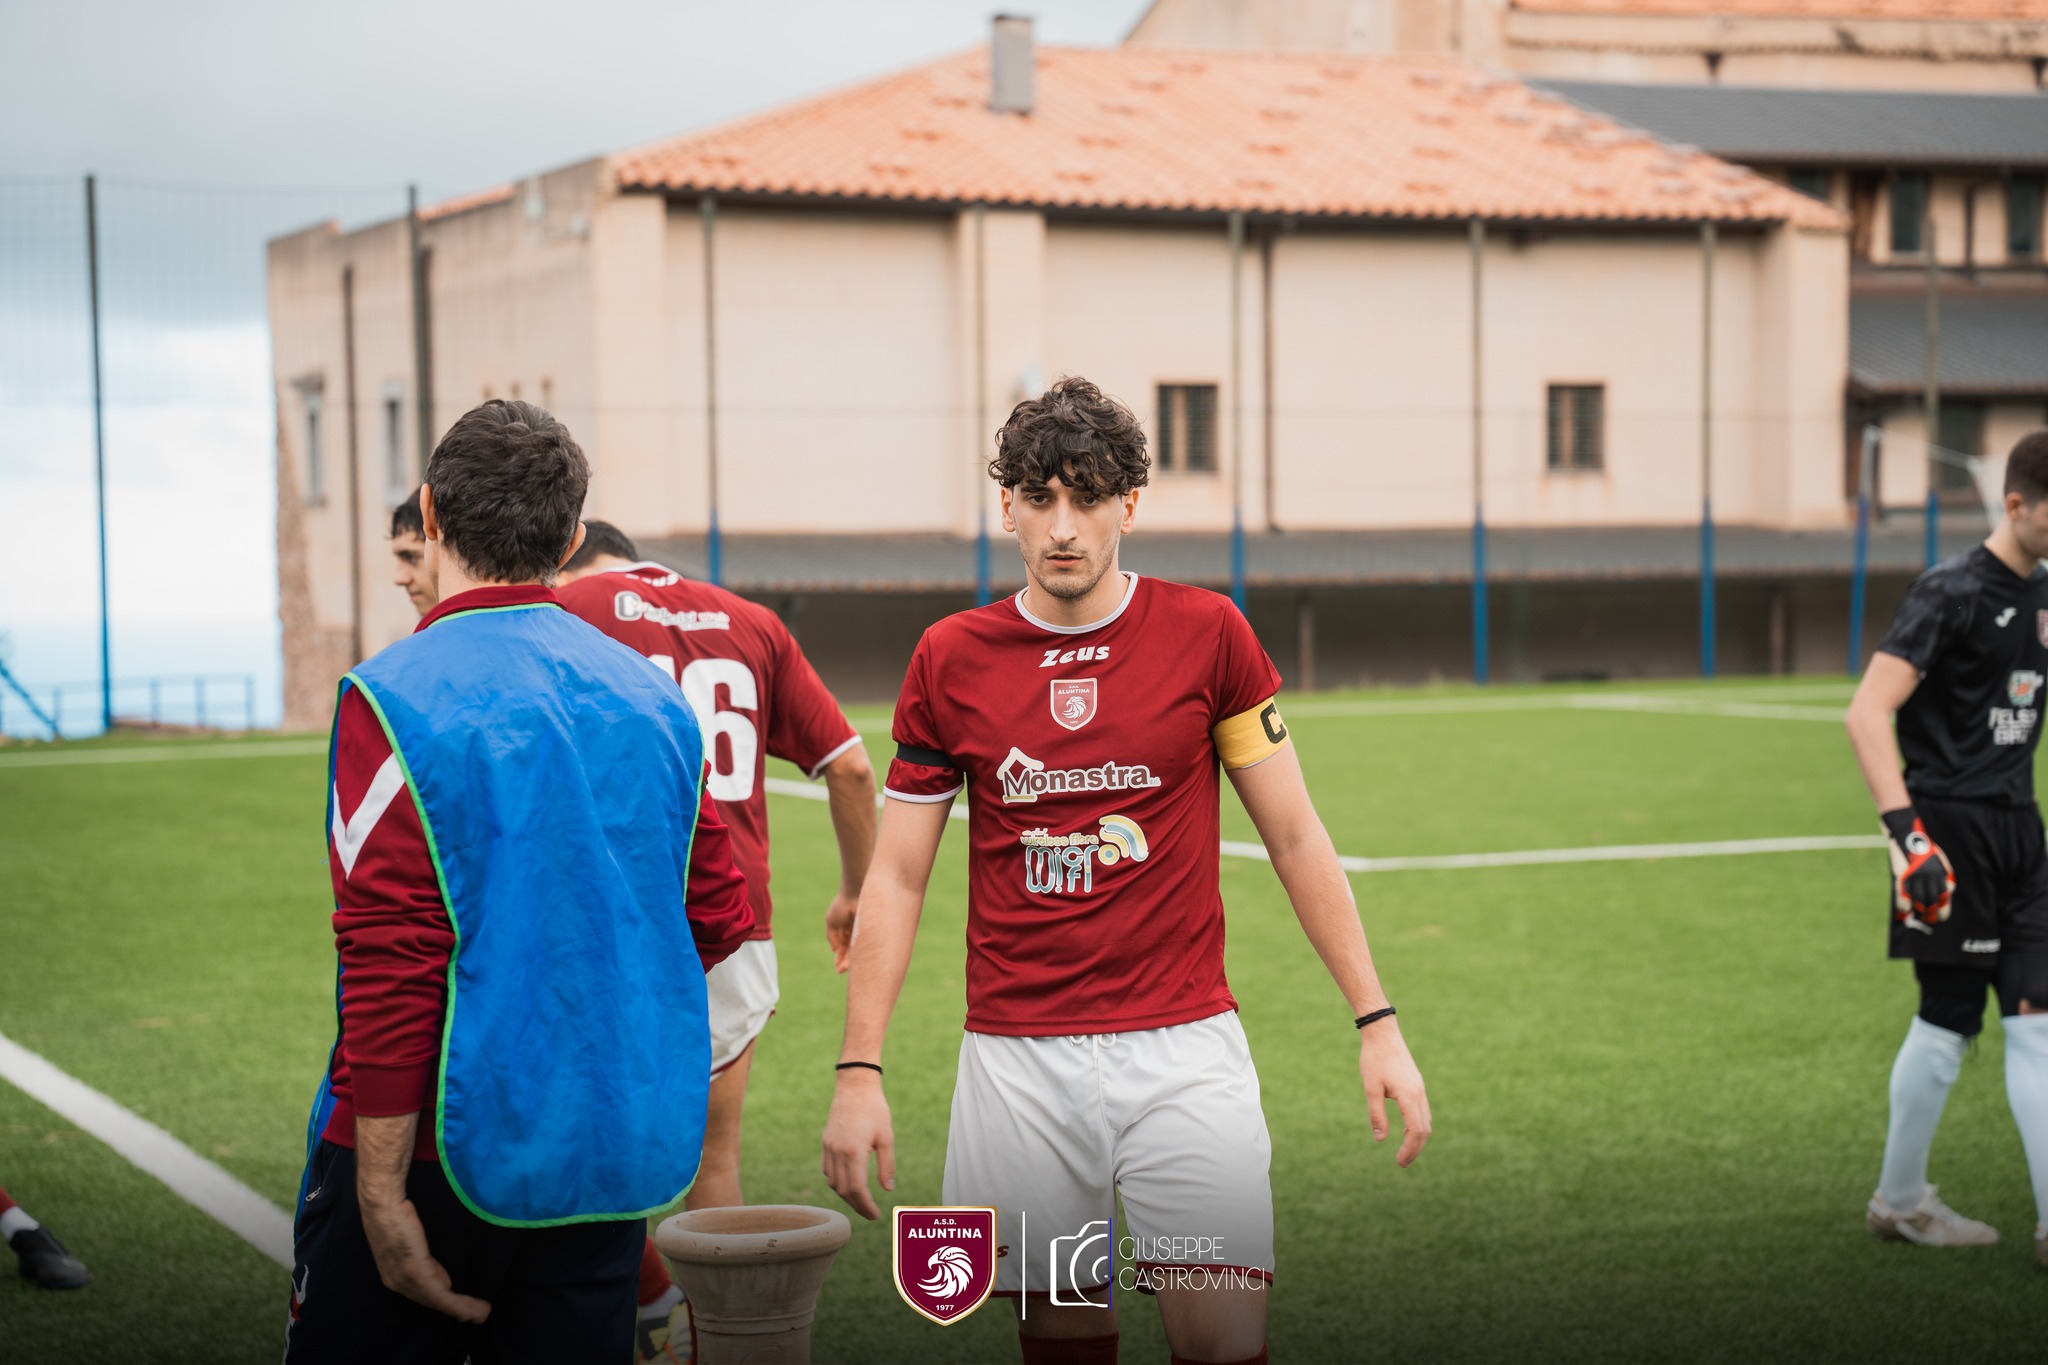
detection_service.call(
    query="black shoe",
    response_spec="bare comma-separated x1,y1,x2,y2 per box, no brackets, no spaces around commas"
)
11,1227,90,1290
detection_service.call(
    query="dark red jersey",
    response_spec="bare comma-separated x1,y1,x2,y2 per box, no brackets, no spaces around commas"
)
323,584,757,1159
884,575,1284,1036
558,563,860,940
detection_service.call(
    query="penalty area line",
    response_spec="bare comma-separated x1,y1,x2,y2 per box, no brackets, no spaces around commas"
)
764,776,1884,871
0,1030,294,1270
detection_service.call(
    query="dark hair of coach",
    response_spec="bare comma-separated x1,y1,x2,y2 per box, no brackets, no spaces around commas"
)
424,400,590,585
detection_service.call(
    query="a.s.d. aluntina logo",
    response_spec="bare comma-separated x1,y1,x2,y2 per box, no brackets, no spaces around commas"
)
893,1206,997,1325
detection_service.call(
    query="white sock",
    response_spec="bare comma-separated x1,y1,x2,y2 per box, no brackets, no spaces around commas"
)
1878,1016,1967,1211
639,1283,682,1320
0,1206,38,1240
2001,1011,2048,1233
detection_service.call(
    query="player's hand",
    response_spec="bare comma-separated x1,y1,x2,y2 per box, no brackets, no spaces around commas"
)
821,1069,895,1220
825,890,858,974
1884,809,1955,923
359,1194,490,1323
1359,1020,1432,1167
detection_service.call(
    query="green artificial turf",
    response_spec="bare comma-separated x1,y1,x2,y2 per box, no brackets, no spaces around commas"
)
1,680,2043,1362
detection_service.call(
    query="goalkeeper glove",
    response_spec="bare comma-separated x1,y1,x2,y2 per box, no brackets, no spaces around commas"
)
1882,807,1954,925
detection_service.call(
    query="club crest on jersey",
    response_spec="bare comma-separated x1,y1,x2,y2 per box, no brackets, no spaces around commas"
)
2010,670,2044,708
893,1207,997,1326
1050,679,1097,731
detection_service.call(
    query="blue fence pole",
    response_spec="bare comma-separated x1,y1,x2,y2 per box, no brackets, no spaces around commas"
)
707,507,722,587
1700,497,1716,678
0,660,58,740
1472,506,1489,685
1229,506,1247,613
1849,486,1872,676
1924,486,1938,569
975,506,991,608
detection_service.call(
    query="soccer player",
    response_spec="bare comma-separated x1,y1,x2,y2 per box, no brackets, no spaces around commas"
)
559,521,875,1207
288,401,757,1363
1846,427,2048,1268
821,377,1431,1365
390,488,438,617
2,1185,88,1290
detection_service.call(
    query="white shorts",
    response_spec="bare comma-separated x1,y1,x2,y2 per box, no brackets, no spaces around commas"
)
704,938,777,1075
941,1012,1275,1298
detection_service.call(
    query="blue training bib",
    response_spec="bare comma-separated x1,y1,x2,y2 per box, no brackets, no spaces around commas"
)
321,600,712,1226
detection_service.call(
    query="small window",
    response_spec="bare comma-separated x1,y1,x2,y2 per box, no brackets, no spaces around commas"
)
1156,384,1218,473
382,385,406,499
1546,385,1605,472
2009,177,2042,261
1891,174,1929,255
302,390,325,505
1789,168,1829,202
1936,402,1985,499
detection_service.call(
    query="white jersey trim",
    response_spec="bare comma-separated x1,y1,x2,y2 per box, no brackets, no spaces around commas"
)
1013,573,1139,636
884,783,964,804
805,733,864,781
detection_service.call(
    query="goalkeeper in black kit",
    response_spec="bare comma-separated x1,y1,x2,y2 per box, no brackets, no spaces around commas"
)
1844,428,2048,1268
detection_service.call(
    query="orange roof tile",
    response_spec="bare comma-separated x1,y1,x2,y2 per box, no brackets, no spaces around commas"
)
1513,0,2048,18
614,48,1843,229
419,184,514,222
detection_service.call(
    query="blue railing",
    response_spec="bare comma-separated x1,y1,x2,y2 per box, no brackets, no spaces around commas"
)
0,673,259,740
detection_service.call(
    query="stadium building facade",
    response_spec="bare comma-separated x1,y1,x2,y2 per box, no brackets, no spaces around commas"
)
270,32,1871,725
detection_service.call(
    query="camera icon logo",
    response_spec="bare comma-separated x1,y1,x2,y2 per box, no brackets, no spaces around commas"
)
1048,1219,1112,1305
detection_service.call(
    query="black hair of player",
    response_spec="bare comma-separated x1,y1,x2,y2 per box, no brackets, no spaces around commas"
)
988,375,1150,498
2003,429,2048,504
424,400,589,584
390,487,424,540
564,520,639,572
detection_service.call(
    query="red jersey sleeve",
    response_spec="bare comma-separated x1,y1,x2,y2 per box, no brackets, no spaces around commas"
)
329,686,451,1120
685,783,756,969
884,631,964,803
1213,603,1285,724
761,616,861,778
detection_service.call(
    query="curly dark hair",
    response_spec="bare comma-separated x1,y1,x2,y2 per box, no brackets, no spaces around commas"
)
988,376,1150,496
424,400,589,584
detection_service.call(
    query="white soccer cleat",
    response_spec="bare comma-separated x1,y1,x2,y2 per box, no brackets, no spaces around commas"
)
1866,1187,2000,1247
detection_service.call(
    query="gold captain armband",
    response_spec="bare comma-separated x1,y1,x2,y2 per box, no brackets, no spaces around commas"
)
1212,697,1291,770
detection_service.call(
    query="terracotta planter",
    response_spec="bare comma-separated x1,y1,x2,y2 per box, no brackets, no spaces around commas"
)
655,1204,852,1365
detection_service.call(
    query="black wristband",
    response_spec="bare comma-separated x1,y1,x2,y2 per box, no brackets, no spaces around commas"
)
1355,1006,1397,1030
835,1061,884,1076
1881,807,1919,846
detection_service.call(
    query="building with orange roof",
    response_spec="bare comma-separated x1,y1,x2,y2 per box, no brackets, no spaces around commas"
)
270,23,1865,723
1130,0,2048,90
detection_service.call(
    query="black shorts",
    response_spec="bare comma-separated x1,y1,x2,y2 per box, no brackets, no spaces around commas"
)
284,1139,642,1365
1890,794,2048,966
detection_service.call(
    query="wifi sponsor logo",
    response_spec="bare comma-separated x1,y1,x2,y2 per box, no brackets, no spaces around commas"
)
1019,814,1151,896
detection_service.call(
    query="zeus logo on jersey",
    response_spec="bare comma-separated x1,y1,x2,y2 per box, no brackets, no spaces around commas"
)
613,590,731,632
997,747,1163,804
1040,645,1110,668
1019,815,1151,896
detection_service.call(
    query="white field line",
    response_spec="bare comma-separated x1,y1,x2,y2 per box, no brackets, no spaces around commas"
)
0,739,326,769
1283,693,1845,723
0,1030,294,1269
763,777,1883,870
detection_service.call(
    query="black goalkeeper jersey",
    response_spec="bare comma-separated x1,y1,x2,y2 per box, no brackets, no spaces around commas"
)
1879,544,2048,804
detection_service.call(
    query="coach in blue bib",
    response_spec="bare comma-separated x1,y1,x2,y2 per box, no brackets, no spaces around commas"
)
288,400,756,1364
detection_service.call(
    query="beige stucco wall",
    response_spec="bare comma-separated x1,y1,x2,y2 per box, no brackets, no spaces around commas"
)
1129,0,2048,92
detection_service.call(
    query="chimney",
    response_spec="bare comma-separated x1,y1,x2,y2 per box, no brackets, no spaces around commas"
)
990,13,1034,115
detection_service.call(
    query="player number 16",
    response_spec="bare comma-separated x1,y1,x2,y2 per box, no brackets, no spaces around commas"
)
645,654,759,802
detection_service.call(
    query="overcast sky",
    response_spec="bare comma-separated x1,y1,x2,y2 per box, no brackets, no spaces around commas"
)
1,1,1151,195
0,1,1152,727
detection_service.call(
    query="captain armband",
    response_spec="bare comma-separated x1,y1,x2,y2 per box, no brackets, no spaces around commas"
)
1212,697,1291,770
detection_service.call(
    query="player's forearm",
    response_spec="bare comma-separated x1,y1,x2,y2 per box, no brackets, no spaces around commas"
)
1269,828,1391,1015
839,873,923,1063
1845,697,1911,812
823,749,878,896
354,1111,420,1210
